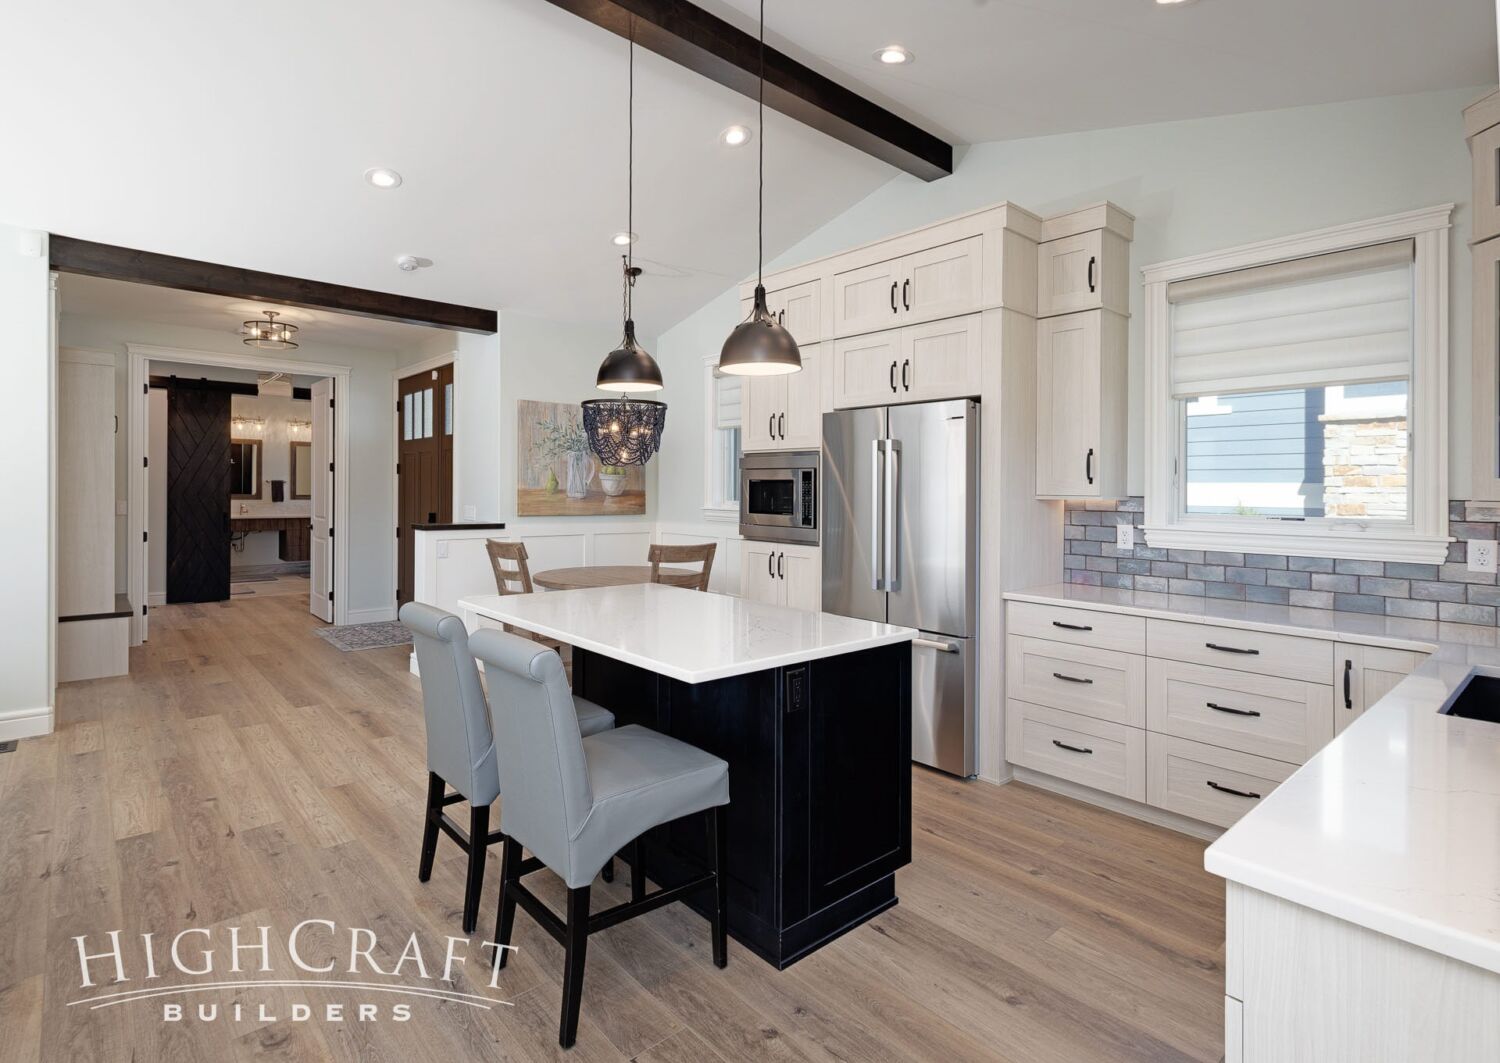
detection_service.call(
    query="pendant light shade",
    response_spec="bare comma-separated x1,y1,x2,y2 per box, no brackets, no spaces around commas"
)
596,264,663,392
717,0,802,377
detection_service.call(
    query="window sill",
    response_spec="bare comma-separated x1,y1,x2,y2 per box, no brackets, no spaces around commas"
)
1142,524,1452,565
700,507,739,524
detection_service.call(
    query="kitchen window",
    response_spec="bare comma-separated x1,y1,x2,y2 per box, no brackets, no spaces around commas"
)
703,361,741,520
1143,206,1452,563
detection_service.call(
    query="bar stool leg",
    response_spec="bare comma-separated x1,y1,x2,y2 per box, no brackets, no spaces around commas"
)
463,804,490,934
559,885,591,1048
629,838,645,903
418,773,443,883
493,836,521,970
710,805,728,969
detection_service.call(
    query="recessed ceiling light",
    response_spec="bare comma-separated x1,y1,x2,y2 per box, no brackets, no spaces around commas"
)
874,45,912,65
396,255,433,272
720,124,752,147
611,231,637,247
1155,0,1196,5
364,167,403,189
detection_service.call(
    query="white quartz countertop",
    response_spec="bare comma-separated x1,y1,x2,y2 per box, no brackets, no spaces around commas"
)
1006,582,1500,975
458,583,915,684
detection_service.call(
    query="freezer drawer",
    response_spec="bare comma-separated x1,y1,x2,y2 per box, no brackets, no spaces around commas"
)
912,632,976,777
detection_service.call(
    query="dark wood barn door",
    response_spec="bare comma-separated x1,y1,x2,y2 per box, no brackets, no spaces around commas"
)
166,381,231,603
397,364,453,607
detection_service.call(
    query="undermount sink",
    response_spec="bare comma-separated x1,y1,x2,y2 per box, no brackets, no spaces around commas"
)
1439,670,1500,724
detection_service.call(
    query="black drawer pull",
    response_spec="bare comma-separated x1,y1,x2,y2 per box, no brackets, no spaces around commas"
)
1207,702,1261,718
889,361,897,393
1206,780,1261,800
890,281,898,313
1343,658,1353,710
1052,739,1093,755
1086,255,1097,293
1205,642,1259,655
1052,672,1093,685
1051,621,1093,632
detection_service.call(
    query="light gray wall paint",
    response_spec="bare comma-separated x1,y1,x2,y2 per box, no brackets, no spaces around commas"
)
58,313,407,617
654,87,1482,523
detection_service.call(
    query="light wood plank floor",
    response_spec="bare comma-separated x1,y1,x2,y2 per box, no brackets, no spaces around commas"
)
0,594,1225,1062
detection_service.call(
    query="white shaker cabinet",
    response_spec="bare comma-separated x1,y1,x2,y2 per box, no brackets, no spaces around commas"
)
1035,309,1127,498
831,329,903,409
1036,228,1131,318
830,237,982,338
831,314,981,409
831,256,906,337
738,540,820,612
742,343,821,453
1332,643,1427,735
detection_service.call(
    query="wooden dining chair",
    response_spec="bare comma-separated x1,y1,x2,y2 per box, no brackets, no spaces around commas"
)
485,540,567,658
648,543,716,592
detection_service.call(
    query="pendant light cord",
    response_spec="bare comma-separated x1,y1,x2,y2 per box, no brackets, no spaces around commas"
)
757,0,764,291
627,23,635,322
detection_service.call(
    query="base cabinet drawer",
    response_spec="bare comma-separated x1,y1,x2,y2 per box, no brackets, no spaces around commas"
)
1146,733,1295,829
1006,634,1146,726
1007,601,1145,654
1146,658,1332,764
1006,699,1145,801
1148,619,1331,683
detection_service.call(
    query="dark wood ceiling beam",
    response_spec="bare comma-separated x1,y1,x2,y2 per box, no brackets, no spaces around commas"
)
540,0,953,181
49,236,498,334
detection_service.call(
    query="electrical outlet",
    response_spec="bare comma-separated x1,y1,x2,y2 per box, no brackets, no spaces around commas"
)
1470,540,1497,574
1116,523,1135,551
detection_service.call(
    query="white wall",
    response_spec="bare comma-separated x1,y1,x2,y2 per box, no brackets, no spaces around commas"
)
59,314,408,619
0,227,54,738
655,87,1483,520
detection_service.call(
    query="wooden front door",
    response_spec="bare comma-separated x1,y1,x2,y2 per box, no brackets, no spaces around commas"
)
397,364,454,606
166,381,231,603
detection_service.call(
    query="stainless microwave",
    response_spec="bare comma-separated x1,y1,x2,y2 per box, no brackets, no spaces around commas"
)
740,450,818,544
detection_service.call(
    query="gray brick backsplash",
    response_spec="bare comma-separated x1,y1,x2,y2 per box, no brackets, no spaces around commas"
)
1060,496,1500,625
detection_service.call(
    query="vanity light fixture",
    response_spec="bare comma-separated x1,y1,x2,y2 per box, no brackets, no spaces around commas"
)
720,124,751,147
718,0,803,377
364,167,403,188
874,45,912,65
231,414,267,436
581,25,667,466
242,310,299,351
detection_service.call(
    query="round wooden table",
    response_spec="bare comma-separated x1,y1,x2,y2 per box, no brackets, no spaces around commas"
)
531,565,696,591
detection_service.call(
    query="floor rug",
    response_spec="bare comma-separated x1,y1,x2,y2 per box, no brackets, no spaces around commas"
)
312,621,411,652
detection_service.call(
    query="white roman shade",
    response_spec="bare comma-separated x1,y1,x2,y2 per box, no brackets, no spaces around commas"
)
1168,239,1414,398
714,373,742,428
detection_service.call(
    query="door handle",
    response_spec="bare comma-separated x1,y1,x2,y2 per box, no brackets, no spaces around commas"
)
884,438,901,592
777,552,784,580
1206,642,1260,655
1207,701,1262,718
889,361,897,393
870,439,885,591
1052,672,1094,685
902,278,910,311
1051,620,1093,632
1087,255,1097,293
913,637,958,653
1206,780,1261,800
777,309,785,326
777,412,785,439
1343,658,1354,709
1085,448,1094,485
901,359,910,391
890,281,897,313
1052,739,1093,755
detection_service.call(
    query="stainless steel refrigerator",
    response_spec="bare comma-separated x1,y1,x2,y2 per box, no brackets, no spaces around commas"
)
822,399,979,777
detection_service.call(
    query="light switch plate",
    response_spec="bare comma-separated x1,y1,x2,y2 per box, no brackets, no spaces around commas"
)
1116,523,1135,551
116,500,128,516
1470,540,1497,573
462,505,477,521
437,540,450,560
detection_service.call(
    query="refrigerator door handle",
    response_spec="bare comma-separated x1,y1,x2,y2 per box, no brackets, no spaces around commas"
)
870,438,885,591
912,637,958,653
885,438,901,591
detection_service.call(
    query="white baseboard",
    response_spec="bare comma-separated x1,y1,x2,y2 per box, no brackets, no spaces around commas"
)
147,591,166,607
1009,764,1223,842
0,705,54,741
345,606,398,625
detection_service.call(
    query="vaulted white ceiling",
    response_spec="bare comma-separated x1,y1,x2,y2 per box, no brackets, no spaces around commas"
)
5,0,1493,334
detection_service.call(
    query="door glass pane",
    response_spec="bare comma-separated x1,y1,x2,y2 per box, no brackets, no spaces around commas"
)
423,387,434,438
403,394,413,441
445,382,453,436
1184,382,1409,521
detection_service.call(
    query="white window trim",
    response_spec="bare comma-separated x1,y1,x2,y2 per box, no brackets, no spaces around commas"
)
701,356,740,523
1142,204,1453,564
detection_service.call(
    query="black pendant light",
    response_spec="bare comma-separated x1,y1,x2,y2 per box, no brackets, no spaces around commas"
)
717,0,802,377
582,25,667,465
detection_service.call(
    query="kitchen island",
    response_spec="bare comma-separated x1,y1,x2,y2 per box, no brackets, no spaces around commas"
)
457,583,916,968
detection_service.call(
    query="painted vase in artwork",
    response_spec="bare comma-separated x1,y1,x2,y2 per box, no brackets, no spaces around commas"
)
566,450,595,500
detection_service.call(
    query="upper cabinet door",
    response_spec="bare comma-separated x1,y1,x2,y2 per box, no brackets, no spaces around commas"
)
1473,123,1500,245
1036,310,1103,497
901,314,982,402
1037,230,1104,317
781,343,822,449
832,257,905,337
903,237,983,324
770,280,821,344
832,330,902,410
742,374,784,452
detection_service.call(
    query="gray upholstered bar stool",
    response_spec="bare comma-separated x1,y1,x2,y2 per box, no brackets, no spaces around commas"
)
399,603,616,934
469,627,729,1050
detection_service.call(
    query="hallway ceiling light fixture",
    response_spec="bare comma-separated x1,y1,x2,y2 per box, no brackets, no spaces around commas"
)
364,167,403,188
242,310,299,350
874,45,913,65
718,0,803,377
582,26,667,466
720,124,751,147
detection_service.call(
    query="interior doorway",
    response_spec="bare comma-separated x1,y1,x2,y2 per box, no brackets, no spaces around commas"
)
396,360,454,607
